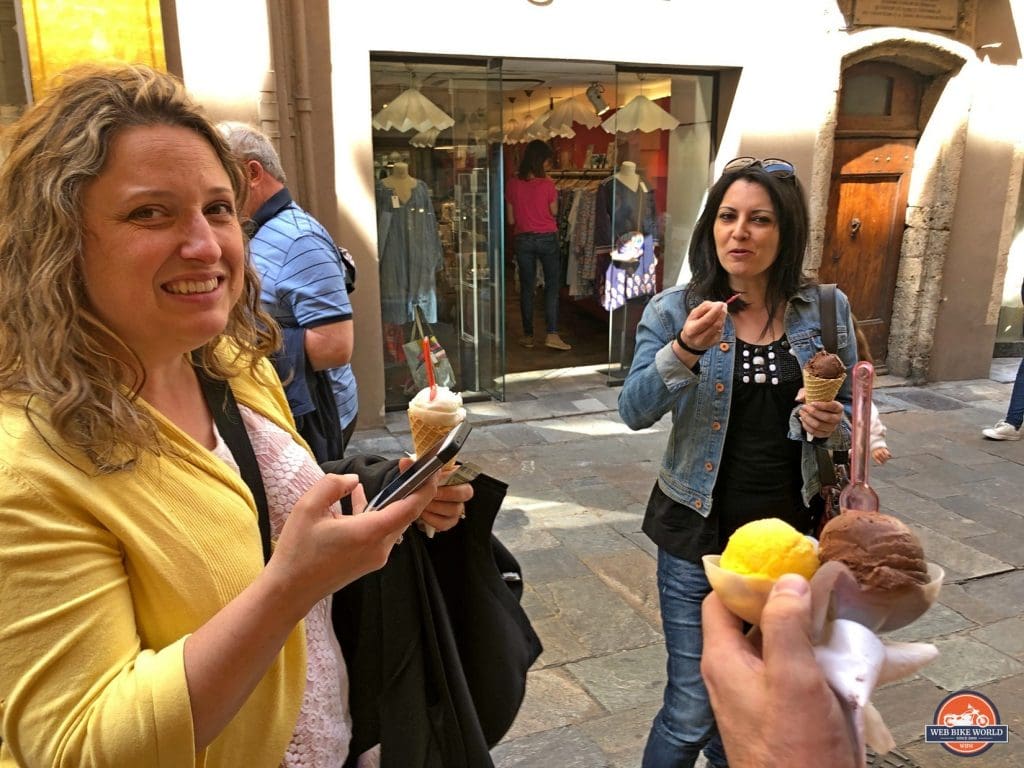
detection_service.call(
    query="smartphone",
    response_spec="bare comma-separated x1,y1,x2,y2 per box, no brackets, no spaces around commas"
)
364,420,473,512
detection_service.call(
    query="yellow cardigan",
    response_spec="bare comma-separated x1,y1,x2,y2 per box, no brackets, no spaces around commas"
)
0,361,308,767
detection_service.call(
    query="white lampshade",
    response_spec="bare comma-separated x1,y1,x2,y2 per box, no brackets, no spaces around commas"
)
372,87,455,133
547,95,602,131
502,117,520,144
601,95,680,134
409,128,441,147
508,113,534,144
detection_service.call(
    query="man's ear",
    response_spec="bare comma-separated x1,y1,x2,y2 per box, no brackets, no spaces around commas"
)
244,159,263,184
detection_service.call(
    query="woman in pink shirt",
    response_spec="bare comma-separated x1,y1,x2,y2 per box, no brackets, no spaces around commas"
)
506,140,571,351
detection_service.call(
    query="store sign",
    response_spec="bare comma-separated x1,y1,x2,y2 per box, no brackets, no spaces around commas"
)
854,0,958,31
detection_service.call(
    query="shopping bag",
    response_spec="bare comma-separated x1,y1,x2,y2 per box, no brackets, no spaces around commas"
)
403,305,456,391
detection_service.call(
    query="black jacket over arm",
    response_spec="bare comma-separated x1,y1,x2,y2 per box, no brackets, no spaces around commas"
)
322,455,542,768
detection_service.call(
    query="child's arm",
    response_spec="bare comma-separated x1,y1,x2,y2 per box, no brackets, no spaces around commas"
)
870,403,891,464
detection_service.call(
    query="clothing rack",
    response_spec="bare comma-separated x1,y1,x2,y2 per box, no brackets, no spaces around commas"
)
549,169,611,179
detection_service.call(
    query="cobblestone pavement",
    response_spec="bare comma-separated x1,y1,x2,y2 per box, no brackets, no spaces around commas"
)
348,360,1024,768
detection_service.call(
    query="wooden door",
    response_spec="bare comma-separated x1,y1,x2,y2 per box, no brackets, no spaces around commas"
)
819,139,914,364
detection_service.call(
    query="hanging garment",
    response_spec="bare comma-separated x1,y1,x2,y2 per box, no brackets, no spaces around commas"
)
594,176,659,309
599,234,658,312
569,189,598,299
376,179,443,324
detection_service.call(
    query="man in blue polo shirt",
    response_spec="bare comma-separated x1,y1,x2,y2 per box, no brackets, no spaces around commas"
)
220,122,358,460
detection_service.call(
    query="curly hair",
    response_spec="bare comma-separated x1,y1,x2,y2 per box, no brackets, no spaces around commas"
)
0,64,280,471
687,163,812,323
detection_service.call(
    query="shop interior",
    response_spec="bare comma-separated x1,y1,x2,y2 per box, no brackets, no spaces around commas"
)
370,56,716,410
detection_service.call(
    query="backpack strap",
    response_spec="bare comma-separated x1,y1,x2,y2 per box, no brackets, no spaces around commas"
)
818,283,838,354
814,282,846,478
195,365,273,564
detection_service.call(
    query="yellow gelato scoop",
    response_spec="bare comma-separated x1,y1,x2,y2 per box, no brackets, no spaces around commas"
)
704,518,820,625
719,518,820,581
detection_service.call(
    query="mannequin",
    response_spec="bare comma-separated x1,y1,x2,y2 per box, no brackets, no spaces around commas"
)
613,161,644,193
381,162,417,204
376,163,442,327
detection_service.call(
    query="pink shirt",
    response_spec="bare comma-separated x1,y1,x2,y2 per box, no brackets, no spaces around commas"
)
506,176,557,235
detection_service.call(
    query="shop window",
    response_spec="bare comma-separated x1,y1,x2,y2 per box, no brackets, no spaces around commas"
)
370,56,715,407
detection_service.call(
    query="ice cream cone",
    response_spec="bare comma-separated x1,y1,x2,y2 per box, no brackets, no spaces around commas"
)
409,410,463,469
407,385,467,469
803,370,846,403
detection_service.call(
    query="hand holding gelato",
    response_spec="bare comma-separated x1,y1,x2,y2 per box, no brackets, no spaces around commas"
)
705,511,942,765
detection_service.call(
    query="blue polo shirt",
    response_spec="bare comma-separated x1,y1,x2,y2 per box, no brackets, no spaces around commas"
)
249,189,358,431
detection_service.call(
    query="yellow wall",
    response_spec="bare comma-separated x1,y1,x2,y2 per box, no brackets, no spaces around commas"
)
21,0,165,98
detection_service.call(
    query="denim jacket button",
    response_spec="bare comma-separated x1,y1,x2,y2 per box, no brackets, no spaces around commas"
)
715,382,725,393
694,499,703,509
711,421,721,431
719,342,729,352
704,462,713,471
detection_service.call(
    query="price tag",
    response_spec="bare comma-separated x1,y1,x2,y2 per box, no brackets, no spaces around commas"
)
391,194,400,209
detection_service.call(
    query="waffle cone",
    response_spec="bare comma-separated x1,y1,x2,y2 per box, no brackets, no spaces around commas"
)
408,411,463,469
802,371,846,403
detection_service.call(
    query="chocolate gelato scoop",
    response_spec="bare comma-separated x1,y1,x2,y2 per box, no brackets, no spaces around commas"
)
805,350,846,379
818,510,929,591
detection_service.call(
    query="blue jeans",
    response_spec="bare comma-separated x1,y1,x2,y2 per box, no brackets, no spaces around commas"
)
515,232,560,335
642,550,729,768
1006,356,1024,428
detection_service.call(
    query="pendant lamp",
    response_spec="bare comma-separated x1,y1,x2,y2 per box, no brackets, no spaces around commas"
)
508,89,536,144
409,127,441,148
601,94,680,133
372,74,455,133
601,74,680,134
546,94,602,132
502,117,520,145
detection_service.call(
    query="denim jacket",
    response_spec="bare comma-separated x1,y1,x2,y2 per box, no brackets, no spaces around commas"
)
618,283,856,516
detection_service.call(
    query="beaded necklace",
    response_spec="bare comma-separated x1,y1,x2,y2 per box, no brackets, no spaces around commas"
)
738,336,794,386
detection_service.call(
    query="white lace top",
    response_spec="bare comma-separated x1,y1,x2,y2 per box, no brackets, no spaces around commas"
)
211,405,359,768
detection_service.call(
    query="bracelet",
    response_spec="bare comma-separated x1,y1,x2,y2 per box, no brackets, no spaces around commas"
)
676,330,708,356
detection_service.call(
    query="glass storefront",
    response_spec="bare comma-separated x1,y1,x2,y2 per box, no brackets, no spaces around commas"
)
370,55,715,410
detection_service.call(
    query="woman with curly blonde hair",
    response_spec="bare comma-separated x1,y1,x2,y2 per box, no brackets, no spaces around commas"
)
0,64,468,767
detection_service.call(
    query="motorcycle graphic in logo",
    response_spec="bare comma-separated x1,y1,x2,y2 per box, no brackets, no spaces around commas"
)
942,703,990,728
925,691,1008,757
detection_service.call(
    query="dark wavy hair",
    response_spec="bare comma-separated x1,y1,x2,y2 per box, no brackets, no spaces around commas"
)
517,139,553,180
0,64,280,471
687,164,811,321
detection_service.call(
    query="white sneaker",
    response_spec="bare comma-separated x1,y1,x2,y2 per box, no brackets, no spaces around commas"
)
982,420,1022,441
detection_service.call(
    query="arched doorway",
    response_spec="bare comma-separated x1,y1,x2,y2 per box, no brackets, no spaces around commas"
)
820,61,929,369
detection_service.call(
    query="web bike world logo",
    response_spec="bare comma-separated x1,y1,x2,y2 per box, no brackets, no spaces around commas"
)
925,690,1008,757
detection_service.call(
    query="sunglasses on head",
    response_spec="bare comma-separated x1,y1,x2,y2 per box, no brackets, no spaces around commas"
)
723,156,795,179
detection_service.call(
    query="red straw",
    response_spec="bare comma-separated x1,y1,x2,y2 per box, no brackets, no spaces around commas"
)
422,337,437,400
725,292,744,305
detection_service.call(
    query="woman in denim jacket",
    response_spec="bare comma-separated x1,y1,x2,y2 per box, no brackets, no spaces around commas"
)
619,158,856,768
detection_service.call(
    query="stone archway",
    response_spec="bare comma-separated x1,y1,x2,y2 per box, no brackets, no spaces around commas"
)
807,30,973,380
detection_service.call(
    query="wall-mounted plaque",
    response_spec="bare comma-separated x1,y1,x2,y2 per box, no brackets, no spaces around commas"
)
854,0,958,31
